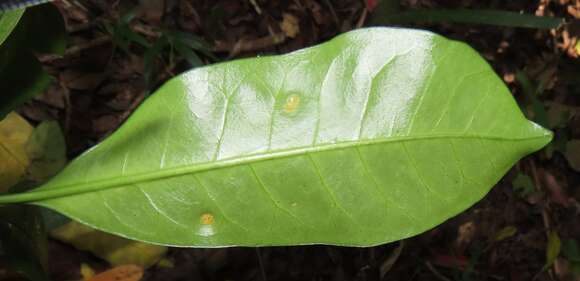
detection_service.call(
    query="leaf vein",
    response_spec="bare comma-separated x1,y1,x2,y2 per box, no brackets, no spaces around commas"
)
401,142,447,203
193,174,251,232
312,56,337,145
213,73,250,160
137,185,189,228
354,147,420,224
248,164,306,226
430,70,488,132
305,153,360,226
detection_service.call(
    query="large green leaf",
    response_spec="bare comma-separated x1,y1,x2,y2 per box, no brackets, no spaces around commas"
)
21,3,66,55
0,28,552,247
0,9,24,46
0,3,65,119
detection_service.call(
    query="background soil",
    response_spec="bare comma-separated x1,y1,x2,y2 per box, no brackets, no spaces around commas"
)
9,0,580,280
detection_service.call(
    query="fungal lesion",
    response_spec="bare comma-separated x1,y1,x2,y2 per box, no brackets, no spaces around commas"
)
283,93,300,113
200,213,214,225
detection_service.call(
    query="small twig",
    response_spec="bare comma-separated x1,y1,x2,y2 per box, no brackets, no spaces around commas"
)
292,0,304,9
59,81,72,135
380,241,404,279
255,248,268,281
529,159,557,281
45,18,166,63
322,0,341,29
67,21,97,33
425,262,452,281
249,0,263,15
356,7,368,28
529,160,551,235
213,33,287,57
182,1,202,28
132,23,161,38
66,0,89,12
38,36,112,63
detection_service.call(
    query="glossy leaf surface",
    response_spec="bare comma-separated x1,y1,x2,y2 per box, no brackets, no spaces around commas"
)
0,28,552,247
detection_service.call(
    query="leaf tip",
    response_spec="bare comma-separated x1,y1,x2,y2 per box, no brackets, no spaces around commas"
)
525,121,553,153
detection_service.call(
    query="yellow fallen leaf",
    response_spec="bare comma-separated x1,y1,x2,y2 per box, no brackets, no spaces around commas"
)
86,265,143,281
0,112,33,192
80,263,96,281
51,222,167,268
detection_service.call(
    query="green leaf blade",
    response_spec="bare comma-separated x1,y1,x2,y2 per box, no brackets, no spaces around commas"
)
0,9,24,46
0,28,552,247
0,3,66,119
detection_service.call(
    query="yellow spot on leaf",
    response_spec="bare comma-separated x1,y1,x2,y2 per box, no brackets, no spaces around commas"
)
283,94,300,113
200,213,214,225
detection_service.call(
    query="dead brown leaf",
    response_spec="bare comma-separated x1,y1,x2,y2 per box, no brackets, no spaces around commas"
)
140,0,165,24
542,169,571,207
61,70,106,91
93,115,119,134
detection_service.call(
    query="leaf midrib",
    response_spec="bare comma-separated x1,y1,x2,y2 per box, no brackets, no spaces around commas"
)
0,133,549,204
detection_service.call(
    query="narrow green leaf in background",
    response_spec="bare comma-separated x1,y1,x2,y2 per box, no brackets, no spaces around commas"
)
0,28,552,247
512,173,535,197
544,231,561,270
165,30,216,59
172,40,203,67
371,9,564,29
